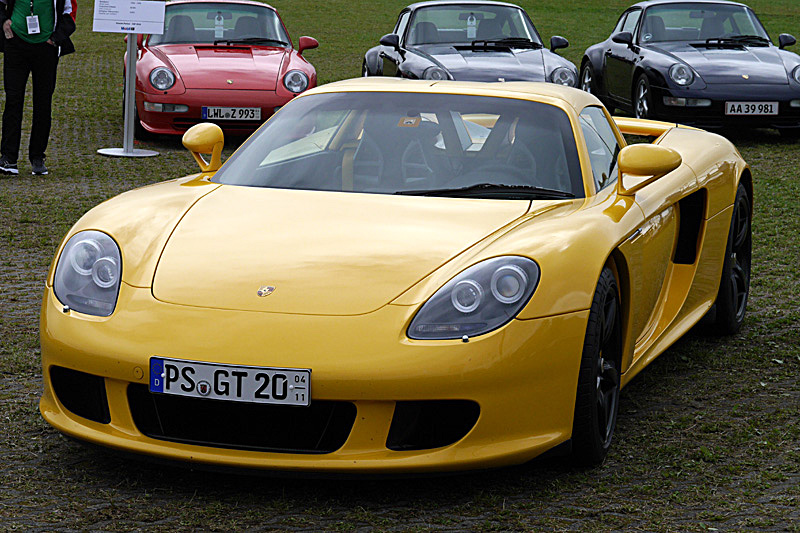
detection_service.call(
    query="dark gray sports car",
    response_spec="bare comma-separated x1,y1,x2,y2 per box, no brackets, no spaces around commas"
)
362,1,578,86
581,0,800,136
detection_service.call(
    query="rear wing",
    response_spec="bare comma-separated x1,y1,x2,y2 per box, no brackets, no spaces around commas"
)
612,117,699,139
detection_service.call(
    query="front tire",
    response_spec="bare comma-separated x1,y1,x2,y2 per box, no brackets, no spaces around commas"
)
572,266,622,466
633,74,652,119
712,182,751,335
362,60,370,77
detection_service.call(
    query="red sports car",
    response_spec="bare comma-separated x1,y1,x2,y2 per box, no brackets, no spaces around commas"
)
128,0,318,137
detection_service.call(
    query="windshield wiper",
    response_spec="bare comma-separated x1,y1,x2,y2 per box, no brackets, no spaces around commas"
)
470,37,542,49
213,37,289,46
396,183,575,199
704,35,769,45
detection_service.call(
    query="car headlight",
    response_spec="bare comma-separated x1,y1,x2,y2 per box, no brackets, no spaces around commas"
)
149,67,175,90
53,231,122,317
284,70,309,93
423,66,449,80
669,63,694,86
550,67,576,86
408,256,540,340
792,66,800,84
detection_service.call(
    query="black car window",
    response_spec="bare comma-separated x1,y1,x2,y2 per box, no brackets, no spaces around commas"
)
621,9,641,36
579,106,620,192
612,12,628,34
150,3,289,46
213,92,584,198
395,11,411,41
639,3,769,44
406,5,540,46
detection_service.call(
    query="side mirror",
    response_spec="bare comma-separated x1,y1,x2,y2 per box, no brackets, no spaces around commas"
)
612,31,634,47
136,33,144,49
779,33,796,49
550,35,569,53
617,144,681,195
380,33,401,51
298,36,319,55
183,123,224,173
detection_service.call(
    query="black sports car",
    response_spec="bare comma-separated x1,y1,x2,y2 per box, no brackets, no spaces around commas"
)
581,0,800,135
362,1,577,86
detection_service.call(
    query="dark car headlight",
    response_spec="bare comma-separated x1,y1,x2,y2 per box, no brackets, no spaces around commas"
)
550,67,577,87
284,70,309,93
149,67,175,90
53,231,122,317
669,64,694,86
408,256,540,340
423,66,449,80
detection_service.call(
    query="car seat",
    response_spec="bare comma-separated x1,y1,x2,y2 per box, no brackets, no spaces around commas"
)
699,17,725,40
234,16,261,39
476,18,504,41
165,15,196,43
411,21,440,44
641,15,666,42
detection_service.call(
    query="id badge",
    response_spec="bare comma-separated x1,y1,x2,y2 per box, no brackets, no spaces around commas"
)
26,15,40,35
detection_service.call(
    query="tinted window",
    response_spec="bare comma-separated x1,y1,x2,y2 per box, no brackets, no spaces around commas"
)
395,11,411,41
579,107,620,191
150,3,289,45
640,2,768,43
214,92,584,198
406,5,540,45
612,12,628,34
621,9,641,35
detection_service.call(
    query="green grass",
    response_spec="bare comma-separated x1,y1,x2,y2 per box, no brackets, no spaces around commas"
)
1,0,799,530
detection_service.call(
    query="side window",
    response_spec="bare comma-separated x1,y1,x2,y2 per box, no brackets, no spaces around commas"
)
579,107,620,192
613,12,628,34
395,11,411,41
621,9,641,36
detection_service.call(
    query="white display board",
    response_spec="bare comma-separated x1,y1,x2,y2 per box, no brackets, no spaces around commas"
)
93,0,165,35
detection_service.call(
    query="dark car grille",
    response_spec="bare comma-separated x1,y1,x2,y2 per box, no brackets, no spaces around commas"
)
127,384,356,454
387,400,480,451
50,366,111,424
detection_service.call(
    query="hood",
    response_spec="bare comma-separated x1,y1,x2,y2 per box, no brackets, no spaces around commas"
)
155,44,287,90
653,43,788,85
152,186,530,315
415,45,547,82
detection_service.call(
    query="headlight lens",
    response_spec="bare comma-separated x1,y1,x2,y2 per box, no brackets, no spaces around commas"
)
550,67,577,86
792,66,800,84
669,63,694,86
423,66,449,80
408,256,540,340
149,67,175,90
283,70,309,93
53,231,122,317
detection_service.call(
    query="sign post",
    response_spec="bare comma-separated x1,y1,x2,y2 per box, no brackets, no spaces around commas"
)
94,0,166,157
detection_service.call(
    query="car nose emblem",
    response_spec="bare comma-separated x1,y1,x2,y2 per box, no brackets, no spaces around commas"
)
227,79,234,84
257,285,276,297
742,74,750,80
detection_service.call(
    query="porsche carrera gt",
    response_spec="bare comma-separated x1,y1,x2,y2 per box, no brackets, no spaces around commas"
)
41,79,752,473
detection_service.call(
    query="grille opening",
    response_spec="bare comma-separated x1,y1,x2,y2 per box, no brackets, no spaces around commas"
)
127,384,356,454
674,189,707,265
387,400,479,451
50,366,111,424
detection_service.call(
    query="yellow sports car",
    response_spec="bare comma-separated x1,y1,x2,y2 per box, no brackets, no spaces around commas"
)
40,78,752,473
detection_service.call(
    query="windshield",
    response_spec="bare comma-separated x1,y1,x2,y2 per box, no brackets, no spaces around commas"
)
149,3,289,46
405,4,540,45
213,92,584,198
640,2,769,44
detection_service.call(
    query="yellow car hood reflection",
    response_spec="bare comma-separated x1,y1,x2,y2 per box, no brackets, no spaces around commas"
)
152,185,530,315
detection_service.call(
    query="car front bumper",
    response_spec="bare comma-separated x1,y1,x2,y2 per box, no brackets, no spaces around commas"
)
40,283,589,473
651,83,800,129
135,88,298,136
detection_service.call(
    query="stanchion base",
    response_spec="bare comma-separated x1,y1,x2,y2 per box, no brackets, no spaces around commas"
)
97,147,159,158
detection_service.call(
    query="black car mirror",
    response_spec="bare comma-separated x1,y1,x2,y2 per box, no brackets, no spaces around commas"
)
380,33,401,52
612,32,634,47
550,36,569,53
779,33,797,49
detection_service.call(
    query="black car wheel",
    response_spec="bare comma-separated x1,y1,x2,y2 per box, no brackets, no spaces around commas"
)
580,63,595,94
572,266,622,466
712,182,751,335
362,60,370,77
633,74,652,119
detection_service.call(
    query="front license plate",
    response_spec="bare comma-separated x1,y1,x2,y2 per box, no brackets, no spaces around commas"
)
725,101,778,115
201,106,261,120
149,357,310,406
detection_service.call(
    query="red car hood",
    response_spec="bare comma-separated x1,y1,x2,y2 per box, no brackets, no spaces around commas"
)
154,44,287,90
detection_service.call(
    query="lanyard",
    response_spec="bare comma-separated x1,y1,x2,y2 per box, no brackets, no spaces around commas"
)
30,0,34,16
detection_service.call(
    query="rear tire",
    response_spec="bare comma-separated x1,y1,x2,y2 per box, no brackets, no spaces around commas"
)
572,266,622,466
712,182,751,335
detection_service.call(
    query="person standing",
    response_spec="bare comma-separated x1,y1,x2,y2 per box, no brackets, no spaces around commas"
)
0,0,75,175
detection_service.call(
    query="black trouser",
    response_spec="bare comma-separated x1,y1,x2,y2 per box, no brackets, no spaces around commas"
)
1,36,59,162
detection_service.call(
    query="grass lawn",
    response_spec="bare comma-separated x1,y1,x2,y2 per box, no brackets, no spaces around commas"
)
0,0,798,530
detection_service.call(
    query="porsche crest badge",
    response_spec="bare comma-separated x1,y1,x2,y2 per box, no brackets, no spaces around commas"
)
257,286,276,297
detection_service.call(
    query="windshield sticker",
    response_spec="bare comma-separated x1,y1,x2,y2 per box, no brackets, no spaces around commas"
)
467,13,477,39
214,13,225,39
398,117,421,127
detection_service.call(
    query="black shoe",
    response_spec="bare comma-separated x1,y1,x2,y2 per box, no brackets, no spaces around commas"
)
0,155,18,175
31,158,48,175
